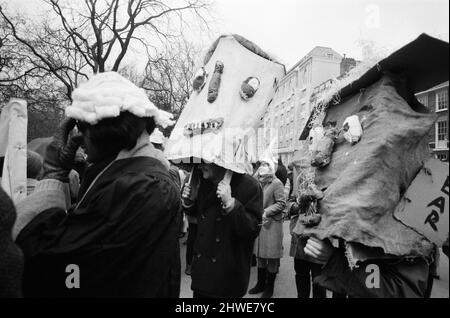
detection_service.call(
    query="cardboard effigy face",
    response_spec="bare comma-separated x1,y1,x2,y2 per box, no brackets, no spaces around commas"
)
165,35,285,174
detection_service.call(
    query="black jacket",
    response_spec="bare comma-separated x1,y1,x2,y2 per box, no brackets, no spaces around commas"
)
275,164,288,186
315,246,431,298
16,157,182,297
185,173,263,297
0,187,23,298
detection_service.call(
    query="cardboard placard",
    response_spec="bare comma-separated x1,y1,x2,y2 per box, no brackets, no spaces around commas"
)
394,158,449,246
0,99,28,203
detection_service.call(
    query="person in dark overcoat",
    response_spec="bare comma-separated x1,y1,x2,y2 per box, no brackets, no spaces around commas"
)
13,72,182,297
182,163,263,298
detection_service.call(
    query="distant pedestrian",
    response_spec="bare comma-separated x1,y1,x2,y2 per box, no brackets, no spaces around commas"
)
275,157,287,186
289,210,327,298
250,157,286,298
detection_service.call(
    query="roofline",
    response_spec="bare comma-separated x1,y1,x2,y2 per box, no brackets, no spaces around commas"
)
286,55,313,74
287,46,343,74
416,81,449,95
298,33,449,140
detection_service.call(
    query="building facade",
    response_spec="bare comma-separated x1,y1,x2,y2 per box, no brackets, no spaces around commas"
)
416,81,449,161
260,46,343,165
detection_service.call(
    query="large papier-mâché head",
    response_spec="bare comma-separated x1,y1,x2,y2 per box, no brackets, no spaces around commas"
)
165,35,285,174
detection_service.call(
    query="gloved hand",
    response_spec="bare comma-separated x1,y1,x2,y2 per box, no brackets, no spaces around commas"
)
42,118,84,182
216,181,235,213
181,184,195,208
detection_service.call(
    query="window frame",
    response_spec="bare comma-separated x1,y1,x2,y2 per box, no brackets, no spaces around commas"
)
436,89,448,112
435,120,449,150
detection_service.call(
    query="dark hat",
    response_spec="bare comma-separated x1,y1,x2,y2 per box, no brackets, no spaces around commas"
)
27,150,43,179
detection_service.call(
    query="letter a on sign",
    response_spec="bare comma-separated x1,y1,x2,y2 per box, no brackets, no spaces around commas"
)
394,159,449,246
65,264,80,289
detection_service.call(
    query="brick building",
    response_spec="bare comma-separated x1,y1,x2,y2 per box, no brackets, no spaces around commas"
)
260,46,343,164
416,81,449,161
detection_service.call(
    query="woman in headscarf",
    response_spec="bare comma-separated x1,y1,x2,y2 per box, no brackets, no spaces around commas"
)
13,72,182,297
249,157,286,298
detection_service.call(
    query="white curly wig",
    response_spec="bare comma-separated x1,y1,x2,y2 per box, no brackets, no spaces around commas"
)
66,72,174,127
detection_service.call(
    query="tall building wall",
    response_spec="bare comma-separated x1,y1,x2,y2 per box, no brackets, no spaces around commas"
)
416,82,449,162
261,46,344,165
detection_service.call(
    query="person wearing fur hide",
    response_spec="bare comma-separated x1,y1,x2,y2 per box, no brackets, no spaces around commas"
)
12,72,182,297
249,157,286,298
300,236,434,298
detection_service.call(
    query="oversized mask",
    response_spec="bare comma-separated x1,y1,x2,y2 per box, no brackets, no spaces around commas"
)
165,35,285,174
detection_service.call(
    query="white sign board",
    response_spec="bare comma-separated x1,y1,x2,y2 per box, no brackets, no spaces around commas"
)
394,158,449,246
0,99,28,203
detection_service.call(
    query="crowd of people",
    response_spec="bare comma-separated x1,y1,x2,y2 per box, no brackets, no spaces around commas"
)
0,72,445,299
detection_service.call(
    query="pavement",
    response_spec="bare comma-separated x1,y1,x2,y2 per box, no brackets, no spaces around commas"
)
179,222,449,298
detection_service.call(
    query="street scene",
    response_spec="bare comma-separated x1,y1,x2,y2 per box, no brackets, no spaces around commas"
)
179,222,450,298
0,0,449,301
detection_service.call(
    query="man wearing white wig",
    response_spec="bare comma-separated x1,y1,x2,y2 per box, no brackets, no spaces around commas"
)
13,72,182,297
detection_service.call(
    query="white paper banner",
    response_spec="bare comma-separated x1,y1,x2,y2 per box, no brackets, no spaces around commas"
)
0,99,28,203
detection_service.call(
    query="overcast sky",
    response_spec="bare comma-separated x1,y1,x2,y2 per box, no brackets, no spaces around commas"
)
211,0,449,67
6,0,450,69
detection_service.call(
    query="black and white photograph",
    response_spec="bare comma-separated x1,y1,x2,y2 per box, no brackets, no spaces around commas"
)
0,0,448,305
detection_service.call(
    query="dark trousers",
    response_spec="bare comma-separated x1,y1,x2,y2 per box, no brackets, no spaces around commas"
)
294,258,326,298
186,223,198,266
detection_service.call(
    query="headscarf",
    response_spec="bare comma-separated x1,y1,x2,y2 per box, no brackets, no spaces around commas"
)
257,158,275,184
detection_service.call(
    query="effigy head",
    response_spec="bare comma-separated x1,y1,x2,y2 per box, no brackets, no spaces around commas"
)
165,34,285,174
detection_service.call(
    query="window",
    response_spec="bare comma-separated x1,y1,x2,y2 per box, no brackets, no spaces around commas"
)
436,120,448,149
437,153,448,161
437,89,448,111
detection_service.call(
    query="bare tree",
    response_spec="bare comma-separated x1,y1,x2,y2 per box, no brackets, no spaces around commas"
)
115,38,200,136
1,0,213,139
141,38,200,114
1,0,211,99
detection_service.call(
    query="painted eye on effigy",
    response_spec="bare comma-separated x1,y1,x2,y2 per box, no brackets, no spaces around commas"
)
207,61,224,103
342,115,363,145
193,67,208,93
240,77,260,100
